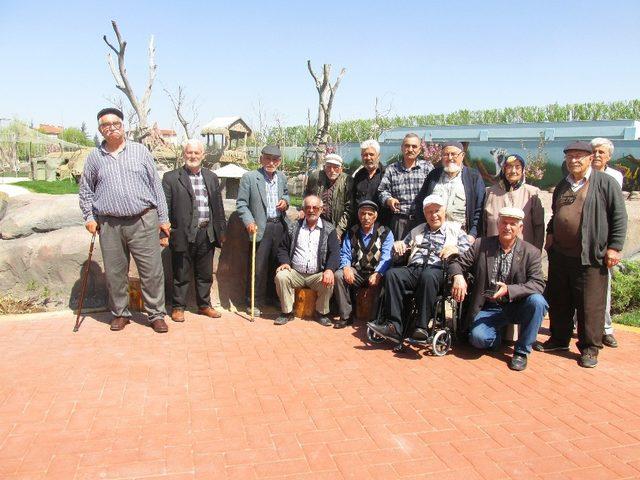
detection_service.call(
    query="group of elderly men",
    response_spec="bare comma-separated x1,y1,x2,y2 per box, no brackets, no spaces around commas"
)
79,106,628,372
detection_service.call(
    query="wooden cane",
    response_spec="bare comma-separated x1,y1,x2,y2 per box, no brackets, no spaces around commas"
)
73,231,97,332
250,230,257,322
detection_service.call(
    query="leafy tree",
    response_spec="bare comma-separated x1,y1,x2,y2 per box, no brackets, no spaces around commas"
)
58,127,94,147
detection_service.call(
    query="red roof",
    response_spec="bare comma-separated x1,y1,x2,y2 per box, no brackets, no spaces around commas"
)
38,124,63,135
159,129,176,137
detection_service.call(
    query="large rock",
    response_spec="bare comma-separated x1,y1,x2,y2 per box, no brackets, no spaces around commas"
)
0,191,8,221
0,193,84,239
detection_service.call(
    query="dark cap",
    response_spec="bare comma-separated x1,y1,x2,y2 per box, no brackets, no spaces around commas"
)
563,141,592,154
357,200,378,212
96,107,124,121
261,145,282,157
441,141,464,151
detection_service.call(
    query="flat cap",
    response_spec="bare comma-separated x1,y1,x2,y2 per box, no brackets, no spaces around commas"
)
563,141,592,154
441,141,464,151
357,200,378,212
96,107,124,121
423,194,445,207
325,154,343,166
498,206,525,220
261,145,282,156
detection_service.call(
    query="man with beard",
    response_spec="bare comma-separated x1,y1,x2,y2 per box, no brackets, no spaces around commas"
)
162,139,227,322
351,139,388,227
304,154,352,239
236,145,290,316
450,207,547,371
413,142,485,240
79,107,170,333
378,133,433,239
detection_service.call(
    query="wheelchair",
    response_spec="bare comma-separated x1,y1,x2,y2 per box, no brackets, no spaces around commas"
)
366,259,464,356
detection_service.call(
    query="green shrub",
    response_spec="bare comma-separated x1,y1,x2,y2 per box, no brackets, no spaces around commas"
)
611,261,640,314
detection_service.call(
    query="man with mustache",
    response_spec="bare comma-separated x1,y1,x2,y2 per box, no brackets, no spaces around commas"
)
413,141,486,240
351,139,388,227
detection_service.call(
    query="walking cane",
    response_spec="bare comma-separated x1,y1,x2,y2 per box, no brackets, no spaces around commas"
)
250,230,257,322
73,231,97,332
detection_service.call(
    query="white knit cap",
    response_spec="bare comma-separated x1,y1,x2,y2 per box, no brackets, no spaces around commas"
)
423,194,445,207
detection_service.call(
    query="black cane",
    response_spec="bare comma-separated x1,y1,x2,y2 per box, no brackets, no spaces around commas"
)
73,231,97,332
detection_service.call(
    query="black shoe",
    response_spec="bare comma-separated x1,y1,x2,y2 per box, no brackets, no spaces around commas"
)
411,327,429,341
509,353,528,371
578,352,598,368
274,312,293,325
333,317,353,329
367,322,401,343
602,334,618,348
533,339,569,352
315,313,332,327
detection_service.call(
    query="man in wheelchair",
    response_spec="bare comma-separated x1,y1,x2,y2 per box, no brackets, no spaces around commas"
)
368,194,472,343
449,207,547,371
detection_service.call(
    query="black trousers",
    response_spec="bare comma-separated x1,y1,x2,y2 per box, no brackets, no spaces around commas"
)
389,215,411,241
383,264,444,334
171,228,214,310
246,220,285,306
546,250,608,355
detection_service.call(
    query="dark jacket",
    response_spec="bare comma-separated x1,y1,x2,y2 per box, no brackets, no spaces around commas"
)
547,169,627,267
449,236,545,325
162,166,227,252
413,166,486,238
277,219,341,272
305,169,353,238
350,165,389,228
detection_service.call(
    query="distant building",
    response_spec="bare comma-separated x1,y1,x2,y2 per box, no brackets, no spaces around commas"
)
38,124,63,138
158,128,178,145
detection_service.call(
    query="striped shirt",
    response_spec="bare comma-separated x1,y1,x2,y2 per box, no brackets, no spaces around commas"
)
291,218,323,274
260,168,279,218
187,168,210,224
407,224,471,268
378,159,432,215
490,245,514,286
79,141,169,224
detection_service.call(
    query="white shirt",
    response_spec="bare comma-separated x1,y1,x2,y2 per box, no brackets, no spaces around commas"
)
566,167,592,192
291,218,323,274
604,166,624,188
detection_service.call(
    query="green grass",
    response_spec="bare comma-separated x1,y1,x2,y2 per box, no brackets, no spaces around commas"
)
13,180,79,194
613,310,640,328
289,195,302,208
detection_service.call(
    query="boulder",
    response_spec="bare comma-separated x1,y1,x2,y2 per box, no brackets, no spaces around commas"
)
0,193,84,239
0,191,8,221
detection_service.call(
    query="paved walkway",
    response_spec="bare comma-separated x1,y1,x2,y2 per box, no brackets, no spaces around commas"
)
1,310,639,479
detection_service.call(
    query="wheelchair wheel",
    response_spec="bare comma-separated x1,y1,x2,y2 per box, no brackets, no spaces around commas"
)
367,325,387,344
431,329,452,356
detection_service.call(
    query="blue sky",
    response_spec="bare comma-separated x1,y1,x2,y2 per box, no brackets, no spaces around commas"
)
1,0,639,137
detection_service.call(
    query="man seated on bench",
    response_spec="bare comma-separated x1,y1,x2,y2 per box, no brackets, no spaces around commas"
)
274,195,340,326
333,200,394,329
368,194,471,343
449,207,547,371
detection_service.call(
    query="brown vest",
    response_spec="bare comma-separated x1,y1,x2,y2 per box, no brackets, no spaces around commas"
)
553,179,589,257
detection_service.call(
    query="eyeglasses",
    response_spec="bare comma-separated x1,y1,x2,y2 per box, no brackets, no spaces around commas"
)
304,205,321,211
564,152,590,160
99,121,122,130
442,151,463,158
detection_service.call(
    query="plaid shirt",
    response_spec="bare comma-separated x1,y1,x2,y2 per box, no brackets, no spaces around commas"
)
407,224,471,268
490,245,514,286
260,168,279,218
187,168,210,224
378,159,432,215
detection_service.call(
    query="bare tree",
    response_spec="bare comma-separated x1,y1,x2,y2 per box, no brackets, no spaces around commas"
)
307,60,346,148
103,20,157,141
163,85,200,140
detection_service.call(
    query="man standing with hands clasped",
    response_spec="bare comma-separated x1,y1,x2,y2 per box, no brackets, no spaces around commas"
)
79,107,170,333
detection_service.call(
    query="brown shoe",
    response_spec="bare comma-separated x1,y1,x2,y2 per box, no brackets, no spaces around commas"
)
171,309,185,322
110,316,130,331
150,318,168,333
197,306,222,318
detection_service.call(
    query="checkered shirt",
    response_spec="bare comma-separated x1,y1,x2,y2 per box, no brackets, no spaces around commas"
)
378,159,433,215
260,168,279,218
407,224,471,268
187,169,210,224
490,246,514,286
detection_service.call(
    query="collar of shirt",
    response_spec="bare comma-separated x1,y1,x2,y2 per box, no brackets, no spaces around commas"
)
423,224,444,236
359,226,375,240
185,166,202,177
99,140,127,156
440,168,463,183
259,167,277,183
566,167,592,188
398,159,426,172
302,217,323,232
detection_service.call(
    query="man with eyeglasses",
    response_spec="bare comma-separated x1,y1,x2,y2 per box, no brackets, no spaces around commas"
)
273,195,340,326
304,153,352,239
79,107,170,333
413,141,485,240
535,141,627,368
378,133,433,240
236,145,290,316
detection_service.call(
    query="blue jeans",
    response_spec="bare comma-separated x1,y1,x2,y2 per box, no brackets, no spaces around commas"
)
469,293,548,356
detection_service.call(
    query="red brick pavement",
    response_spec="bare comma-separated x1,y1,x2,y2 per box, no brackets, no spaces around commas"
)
0,310,639,479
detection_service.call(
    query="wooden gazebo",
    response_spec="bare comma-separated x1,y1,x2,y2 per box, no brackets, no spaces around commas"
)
200,117,252,164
